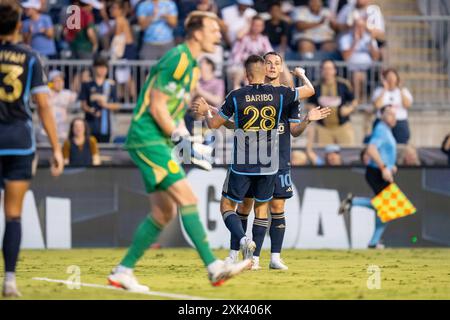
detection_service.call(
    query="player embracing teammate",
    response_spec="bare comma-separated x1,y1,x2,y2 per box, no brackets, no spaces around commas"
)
193,54,330,270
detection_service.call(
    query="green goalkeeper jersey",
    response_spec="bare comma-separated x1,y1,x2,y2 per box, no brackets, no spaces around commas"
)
125,43,199,149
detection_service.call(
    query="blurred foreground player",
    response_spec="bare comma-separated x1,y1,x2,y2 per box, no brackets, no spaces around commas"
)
0,0,64,297
108,11,251,292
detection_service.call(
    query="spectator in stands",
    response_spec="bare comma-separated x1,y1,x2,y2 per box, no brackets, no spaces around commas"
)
80,56,120,143
137,0,178,60
291,150,308,166
48,70,78,141
372,68,413,144
339,17,380,103
292,0,336,60
21,0,58,59
221,0,257,46
195,57,225,108
265,2,290,57
63,118,101,166
306,144,343,165
398,145,421,166
308,59,357,145
229,16,273,89
110,0,137,102
64,0,101,59
442,134,450,166
332,0,385,46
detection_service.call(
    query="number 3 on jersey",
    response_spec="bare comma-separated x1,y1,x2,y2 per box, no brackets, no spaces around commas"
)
243,105,276,131
0,64,24,103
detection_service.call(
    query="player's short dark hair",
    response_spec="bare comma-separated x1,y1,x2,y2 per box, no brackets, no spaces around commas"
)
263,51,283,62
184,11,219,39
93,55,109,68
0,0,22,36
244,55,265,74
268,1,281,10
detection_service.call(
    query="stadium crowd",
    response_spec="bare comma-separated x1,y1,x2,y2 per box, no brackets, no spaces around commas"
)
20,0,448,166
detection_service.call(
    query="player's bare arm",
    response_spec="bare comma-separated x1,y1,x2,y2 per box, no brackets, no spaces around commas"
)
291,67,315,99
290,106,332,137
192,97,234,129
149,88,177,136
34,93,64,177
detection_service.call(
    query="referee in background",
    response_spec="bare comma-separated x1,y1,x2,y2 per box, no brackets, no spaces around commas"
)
340,105,398,248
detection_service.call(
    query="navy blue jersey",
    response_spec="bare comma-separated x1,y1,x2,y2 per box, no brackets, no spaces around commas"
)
0,41,48,155
277,99,302,169
219,84,299,175
79,79,117,137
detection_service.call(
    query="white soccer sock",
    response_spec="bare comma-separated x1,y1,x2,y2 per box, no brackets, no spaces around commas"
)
239,236,248,246
207,259,222,274
271,253,281,262
252,256,260,262
229,250,239,259
5,272,16,283
116,265,133,274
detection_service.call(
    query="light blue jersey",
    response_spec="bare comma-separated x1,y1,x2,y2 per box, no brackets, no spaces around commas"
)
368,121,397,170
137,0,178,44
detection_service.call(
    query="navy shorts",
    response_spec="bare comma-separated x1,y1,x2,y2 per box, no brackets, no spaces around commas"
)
222,169,276,203
0,154,34,189
245,168,293,199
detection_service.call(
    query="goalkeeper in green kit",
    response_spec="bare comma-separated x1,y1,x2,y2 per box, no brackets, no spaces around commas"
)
107,11,251,292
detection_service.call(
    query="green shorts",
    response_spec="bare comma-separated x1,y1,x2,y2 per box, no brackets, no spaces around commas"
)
128,144,185,193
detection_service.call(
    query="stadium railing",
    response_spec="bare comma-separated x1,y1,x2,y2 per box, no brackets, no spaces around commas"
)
43,59,384,110
385,15,450,109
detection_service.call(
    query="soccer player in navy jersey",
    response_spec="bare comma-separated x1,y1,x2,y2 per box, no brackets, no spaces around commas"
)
193,53,330,269
0,0,64,297
194,55,320,264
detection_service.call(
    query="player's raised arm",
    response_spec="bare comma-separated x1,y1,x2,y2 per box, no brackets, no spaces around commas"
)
290,106,332,137
291,67,315,99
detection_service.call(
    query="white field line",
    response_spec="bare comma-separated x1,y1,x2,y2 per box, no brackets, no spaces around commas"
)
32,277,219,300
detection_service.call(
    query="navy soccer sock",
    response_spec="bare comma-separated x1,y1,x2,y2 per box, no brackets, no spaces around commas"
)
223,211,246,245
2,218,22,273
252,218,268,257
230,212,248,251
270,212,286,253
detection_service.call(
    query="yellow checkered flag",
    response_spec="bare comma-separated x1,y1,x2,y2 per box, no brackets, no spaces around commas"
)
371,183,416,223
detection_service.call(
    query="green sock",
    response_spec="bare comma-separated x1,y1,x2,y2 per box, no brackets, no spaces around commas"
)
120,215,162,268
180,204,216,266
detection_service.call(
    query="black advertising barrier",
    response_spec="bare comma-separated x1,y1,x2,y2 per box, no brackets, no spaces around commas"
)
26,166,450,248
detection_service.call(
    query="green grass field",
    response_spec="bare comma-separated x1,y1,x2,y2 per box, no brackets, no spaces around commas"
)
1,248,449,300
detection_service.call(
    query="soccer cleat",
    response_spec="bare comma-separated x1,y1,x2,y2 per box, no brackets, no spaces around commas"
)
368,243,385,249
240,238,256,261
269,259,289,270
208,259,252,287
339,193,353,215
2,281,22,298
251,258,261,271
107,268,150,293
